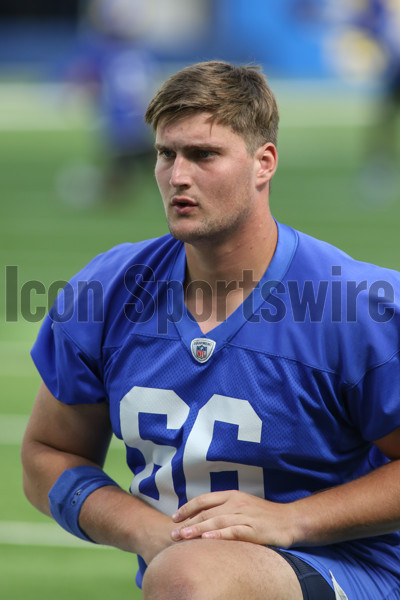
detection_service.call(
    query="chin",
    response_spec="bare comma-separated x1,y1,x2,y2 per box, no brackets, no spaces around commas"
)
169,229,225,247
168,222,203,243
169,229,202,243
167,218,230,245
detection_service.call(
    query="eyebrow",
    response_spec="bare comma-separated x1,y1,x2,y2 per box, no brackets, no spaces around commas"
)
154,143,223,152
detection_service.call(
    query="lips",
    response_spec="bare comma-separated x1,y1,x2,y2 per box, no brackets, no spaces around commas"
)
172,196,197,207
171,196,198,214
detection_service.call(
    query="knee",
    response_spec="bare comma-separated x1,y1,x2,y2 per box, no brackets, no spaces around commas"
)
141,542,209,600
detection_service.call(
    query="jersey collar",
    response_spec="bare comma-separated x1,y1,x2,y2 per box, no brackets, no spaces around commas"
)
169,222,298,358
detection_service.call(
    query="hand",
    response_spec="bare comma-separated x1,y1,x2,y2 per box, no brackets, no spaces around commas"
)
170,490,297,548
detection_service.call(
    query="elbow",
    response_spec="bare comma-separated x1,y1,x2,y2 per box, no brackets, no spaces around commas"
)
20,438,52,516
21,469,36,507
21,439,33,501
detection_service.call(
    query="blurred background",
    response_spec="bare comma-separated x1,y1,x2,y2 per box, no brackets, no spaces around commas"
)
1,1,400,598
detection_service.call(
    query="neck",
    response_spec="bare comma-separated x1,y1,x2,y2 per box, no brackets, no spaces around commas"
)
183,214,278,333
185,214,277,288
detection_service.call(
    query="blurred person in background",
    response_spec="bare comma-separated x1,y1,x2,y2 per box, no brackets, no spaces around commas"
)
57,0,159,207
352,0,400,204
300,0,400,205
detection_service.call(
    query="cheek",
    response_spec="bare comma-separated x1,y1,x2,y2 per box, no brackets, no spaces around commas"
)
154,165,168,192
215,170,251,204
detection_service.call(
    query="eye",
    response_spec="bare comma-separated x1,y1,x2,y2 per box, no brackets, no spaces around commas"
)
158,149,175,159
195,149,215,160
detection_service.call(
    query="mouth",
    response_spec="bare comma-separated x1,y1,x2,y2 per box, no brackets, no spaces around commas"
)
171,196,198,214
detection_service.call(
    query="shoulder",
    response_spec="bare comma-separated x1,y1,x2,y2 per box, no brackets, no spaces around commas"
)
48,234,181,356
68,235,180,287
276,225,400,382
292,227,400,289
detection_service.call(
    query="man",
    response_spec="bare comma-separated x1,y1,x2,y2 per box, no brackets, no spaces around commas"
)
57,0,158,207
22,61,400,599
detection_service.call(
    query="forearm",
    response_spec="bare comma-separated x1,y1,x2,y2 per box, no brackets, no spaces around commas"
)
170,459,400,550
291,459,400,546
22,440,174,563
21,385,174,562
79,485,175,562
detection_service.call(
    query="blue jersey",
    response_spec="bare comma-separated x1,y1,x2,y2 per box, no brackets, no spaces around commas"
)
31,222,400,597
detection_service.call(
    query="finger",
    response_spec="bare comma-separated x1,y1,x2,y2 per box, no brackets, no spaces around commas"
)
171,524,200,541
175,504,226,529
201,524,255,542
172,491,229,522
171,514,246,541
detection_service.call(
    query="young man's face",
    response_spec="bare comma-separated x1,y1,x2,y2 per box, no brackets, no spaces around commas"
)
154,112,267,246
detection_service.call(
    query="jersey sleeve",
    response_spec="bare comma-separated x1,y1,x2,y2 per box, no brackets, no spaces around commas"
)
345,350,400,442
30,248,117,406
31,313,106,405
30,236,178,406
343,267,400,442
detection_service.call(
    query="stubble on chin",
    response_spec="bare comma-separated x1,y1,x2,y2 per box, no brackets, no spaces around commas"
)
167,215,248,246
167,221,215,244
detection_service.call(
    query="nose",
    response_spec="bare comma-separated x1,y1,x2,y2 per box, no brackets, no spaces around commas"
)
169,154,192,188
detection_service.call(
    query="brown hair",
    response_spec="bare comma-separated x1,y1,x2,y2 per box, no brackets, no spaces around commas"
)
145,60,279,154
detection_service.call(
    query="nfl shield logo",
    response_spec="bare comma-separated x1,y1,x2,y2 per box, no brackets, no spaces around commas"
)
191,338,216,364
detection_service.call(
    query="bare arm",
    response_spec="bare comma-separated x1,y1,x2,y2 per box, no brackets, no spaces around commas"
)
170,428,400,548
21,382,175,564
291,428,400,545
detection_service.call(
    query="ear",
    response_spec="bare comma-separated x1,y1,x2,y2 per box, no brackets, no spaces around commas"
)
255,143,278,185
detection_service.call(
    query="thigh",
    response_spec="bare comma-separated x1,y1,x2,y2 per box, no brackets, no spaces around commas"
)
142,539,304,600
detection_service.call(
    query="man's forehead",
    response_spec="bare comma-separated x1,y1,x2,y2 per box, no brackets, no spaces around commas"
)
157,110,213,129
155,112,238,145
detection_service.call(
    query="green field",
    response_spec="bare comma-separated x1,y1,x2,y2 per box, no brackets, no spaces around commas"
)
1,81,399,599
